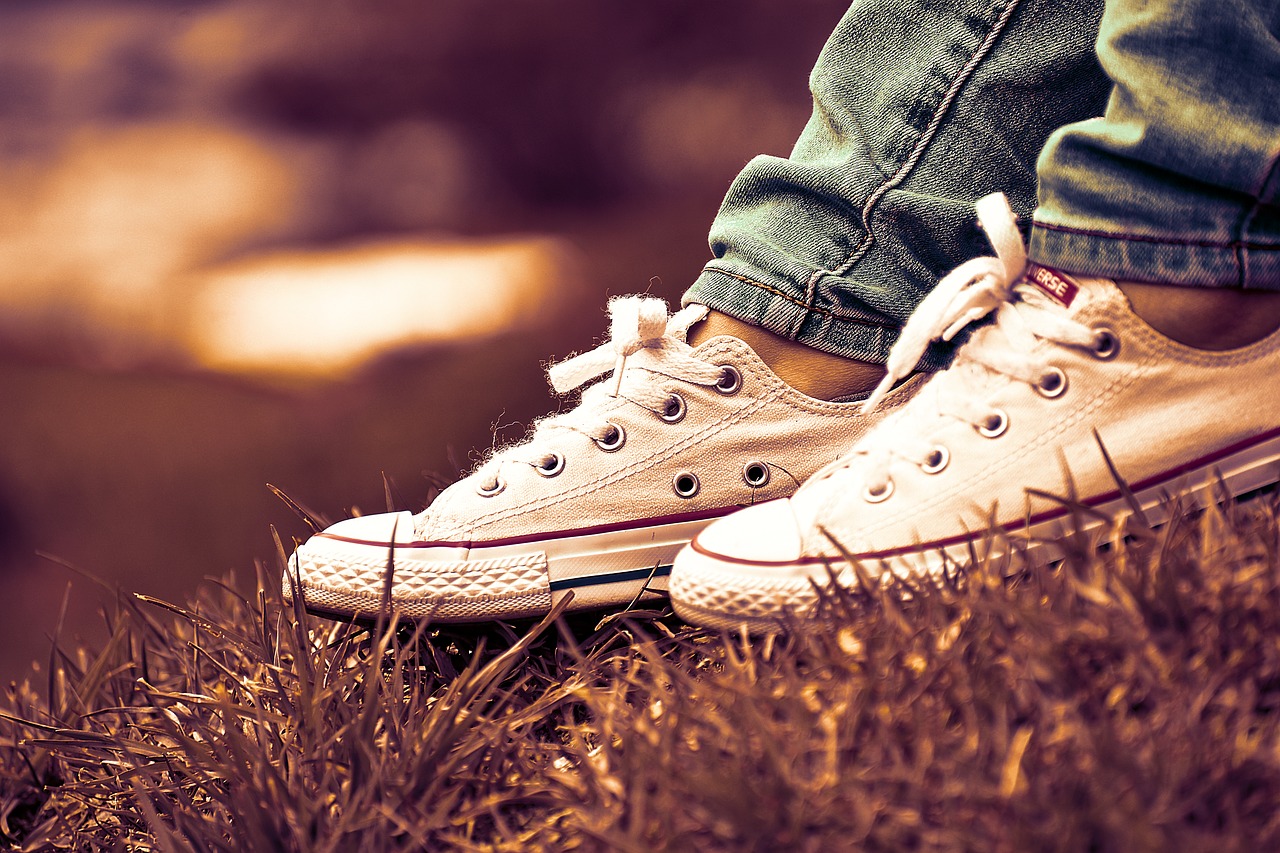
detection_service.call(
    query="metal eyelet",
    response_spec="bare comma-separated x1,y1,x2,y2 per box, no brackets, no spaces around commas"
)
476,476,506,497
1091,327,1120,360
1035,366,1068,399
863,479,894,503
672,471,700,498
921,446,949,474
536,453,564,477
715,365,742,395
976,409,1009,439
660,393,687,424
742,461,771,488
594,422,626,452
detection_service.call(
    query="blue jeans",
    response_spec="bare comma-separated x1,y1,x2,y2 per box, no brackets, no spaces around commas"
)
684,0,1280,365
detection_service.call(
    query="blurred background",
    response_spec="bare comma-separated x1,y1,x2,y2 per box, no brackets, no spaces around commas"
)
0,0,847,677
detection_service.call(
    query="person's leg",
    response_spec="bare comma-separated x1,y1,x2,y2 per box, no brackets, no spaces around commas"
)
687,0,1110,381
1032,0,1280,348
1033,0,1280,290
672,0,1280,631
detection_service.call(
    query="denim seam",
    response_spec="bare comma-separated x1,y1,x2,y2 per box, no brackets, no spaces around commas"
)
1237,151,1280,287
1035,220,1280,251
797,269,823,338
713,268,900,329
829,0,1024,279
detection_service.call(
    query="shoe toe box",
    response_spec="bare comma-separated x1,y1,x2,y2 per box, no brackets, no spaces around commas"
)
688,499,808,567
314,510,418,547
671,499,833,631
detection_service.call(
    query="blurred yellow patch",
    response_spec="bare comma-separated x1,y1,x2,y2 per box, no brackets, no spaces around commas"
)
187,237,574,378
0,121,296,341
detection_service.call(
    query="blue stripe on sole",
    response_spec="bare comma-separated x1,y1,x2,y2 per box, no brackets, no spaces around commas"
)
549,564,673,592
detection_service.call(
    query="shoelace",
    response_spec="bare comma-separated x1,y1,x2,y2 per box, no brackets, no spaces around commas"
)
851,193,1098,497
475,296,725,491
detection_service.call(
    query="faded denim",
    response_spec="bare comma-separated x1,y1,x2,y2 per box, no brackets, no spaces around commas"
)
685,0,1280,364
1032,0,1280,288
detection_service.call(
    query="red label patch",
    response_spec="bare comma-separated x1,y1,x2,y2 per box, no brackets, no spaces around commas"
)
1024,263,1079,308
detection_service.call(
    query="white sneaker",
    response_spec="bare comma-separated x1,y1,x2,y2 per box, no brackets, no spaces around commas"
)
671,193,1280,632
284,295,915,621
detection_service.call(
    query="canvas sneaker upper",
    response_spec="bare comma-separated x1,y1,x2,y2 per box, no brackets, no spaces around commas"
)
671,194,1280,631
286,294,916,621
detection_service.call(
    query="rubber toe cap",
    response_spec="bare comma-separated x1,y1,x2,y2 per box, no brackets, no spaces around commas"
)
313,510,418,547
689,499,806,565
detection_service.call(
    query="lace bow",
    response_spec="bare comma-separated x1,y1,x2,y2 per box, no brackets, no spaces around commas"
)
548,296,712,396
469,296,719,489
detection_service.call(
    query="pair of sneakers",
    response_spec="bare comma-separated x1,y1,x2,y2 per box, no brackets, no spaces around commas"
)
285,195,1280,631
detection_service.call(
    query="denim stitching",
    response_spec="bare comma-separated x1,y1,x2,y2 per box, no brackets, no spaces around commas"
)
829,0,1024,279
715,269,900,329
1237,152,1280,287
1035,220,1280,251
795,268,824,339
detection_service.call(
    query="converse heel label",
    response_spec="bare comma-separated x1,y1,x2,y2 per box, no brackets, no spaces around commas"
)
1024,263,1079,308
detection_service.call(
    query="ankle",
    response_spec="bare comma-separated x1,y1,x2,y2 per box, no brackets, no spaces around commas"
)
687,309,887,401
1114,281,1280,350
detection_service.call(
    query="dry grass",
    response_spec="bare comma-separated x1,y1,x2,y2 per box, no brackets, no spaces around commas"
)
4,491,1280,851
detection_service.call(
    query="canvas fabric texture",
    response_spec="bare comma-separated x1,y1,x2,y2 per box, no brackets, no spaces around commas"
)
286,327,920,621
672,270,1280,629
799,276,1280,556
415,335,909,543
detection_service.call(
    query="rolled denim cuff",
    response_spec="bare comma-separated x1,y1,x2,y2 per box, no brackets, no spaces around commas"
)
685,263,956,369
1030,0,1280,290
1029,221,1280,290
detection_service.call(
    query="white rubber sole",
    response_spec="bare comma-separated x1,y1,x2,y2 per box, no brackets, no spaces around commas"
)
285,508,736,622
671,431,1280,633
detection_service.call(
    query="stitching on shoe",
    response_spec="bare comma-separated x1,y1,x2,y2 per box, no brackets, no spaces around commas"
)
454,393,776,533
312,587,549,605
433,340,873,537
422,337,908,540
816,316,1158,538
